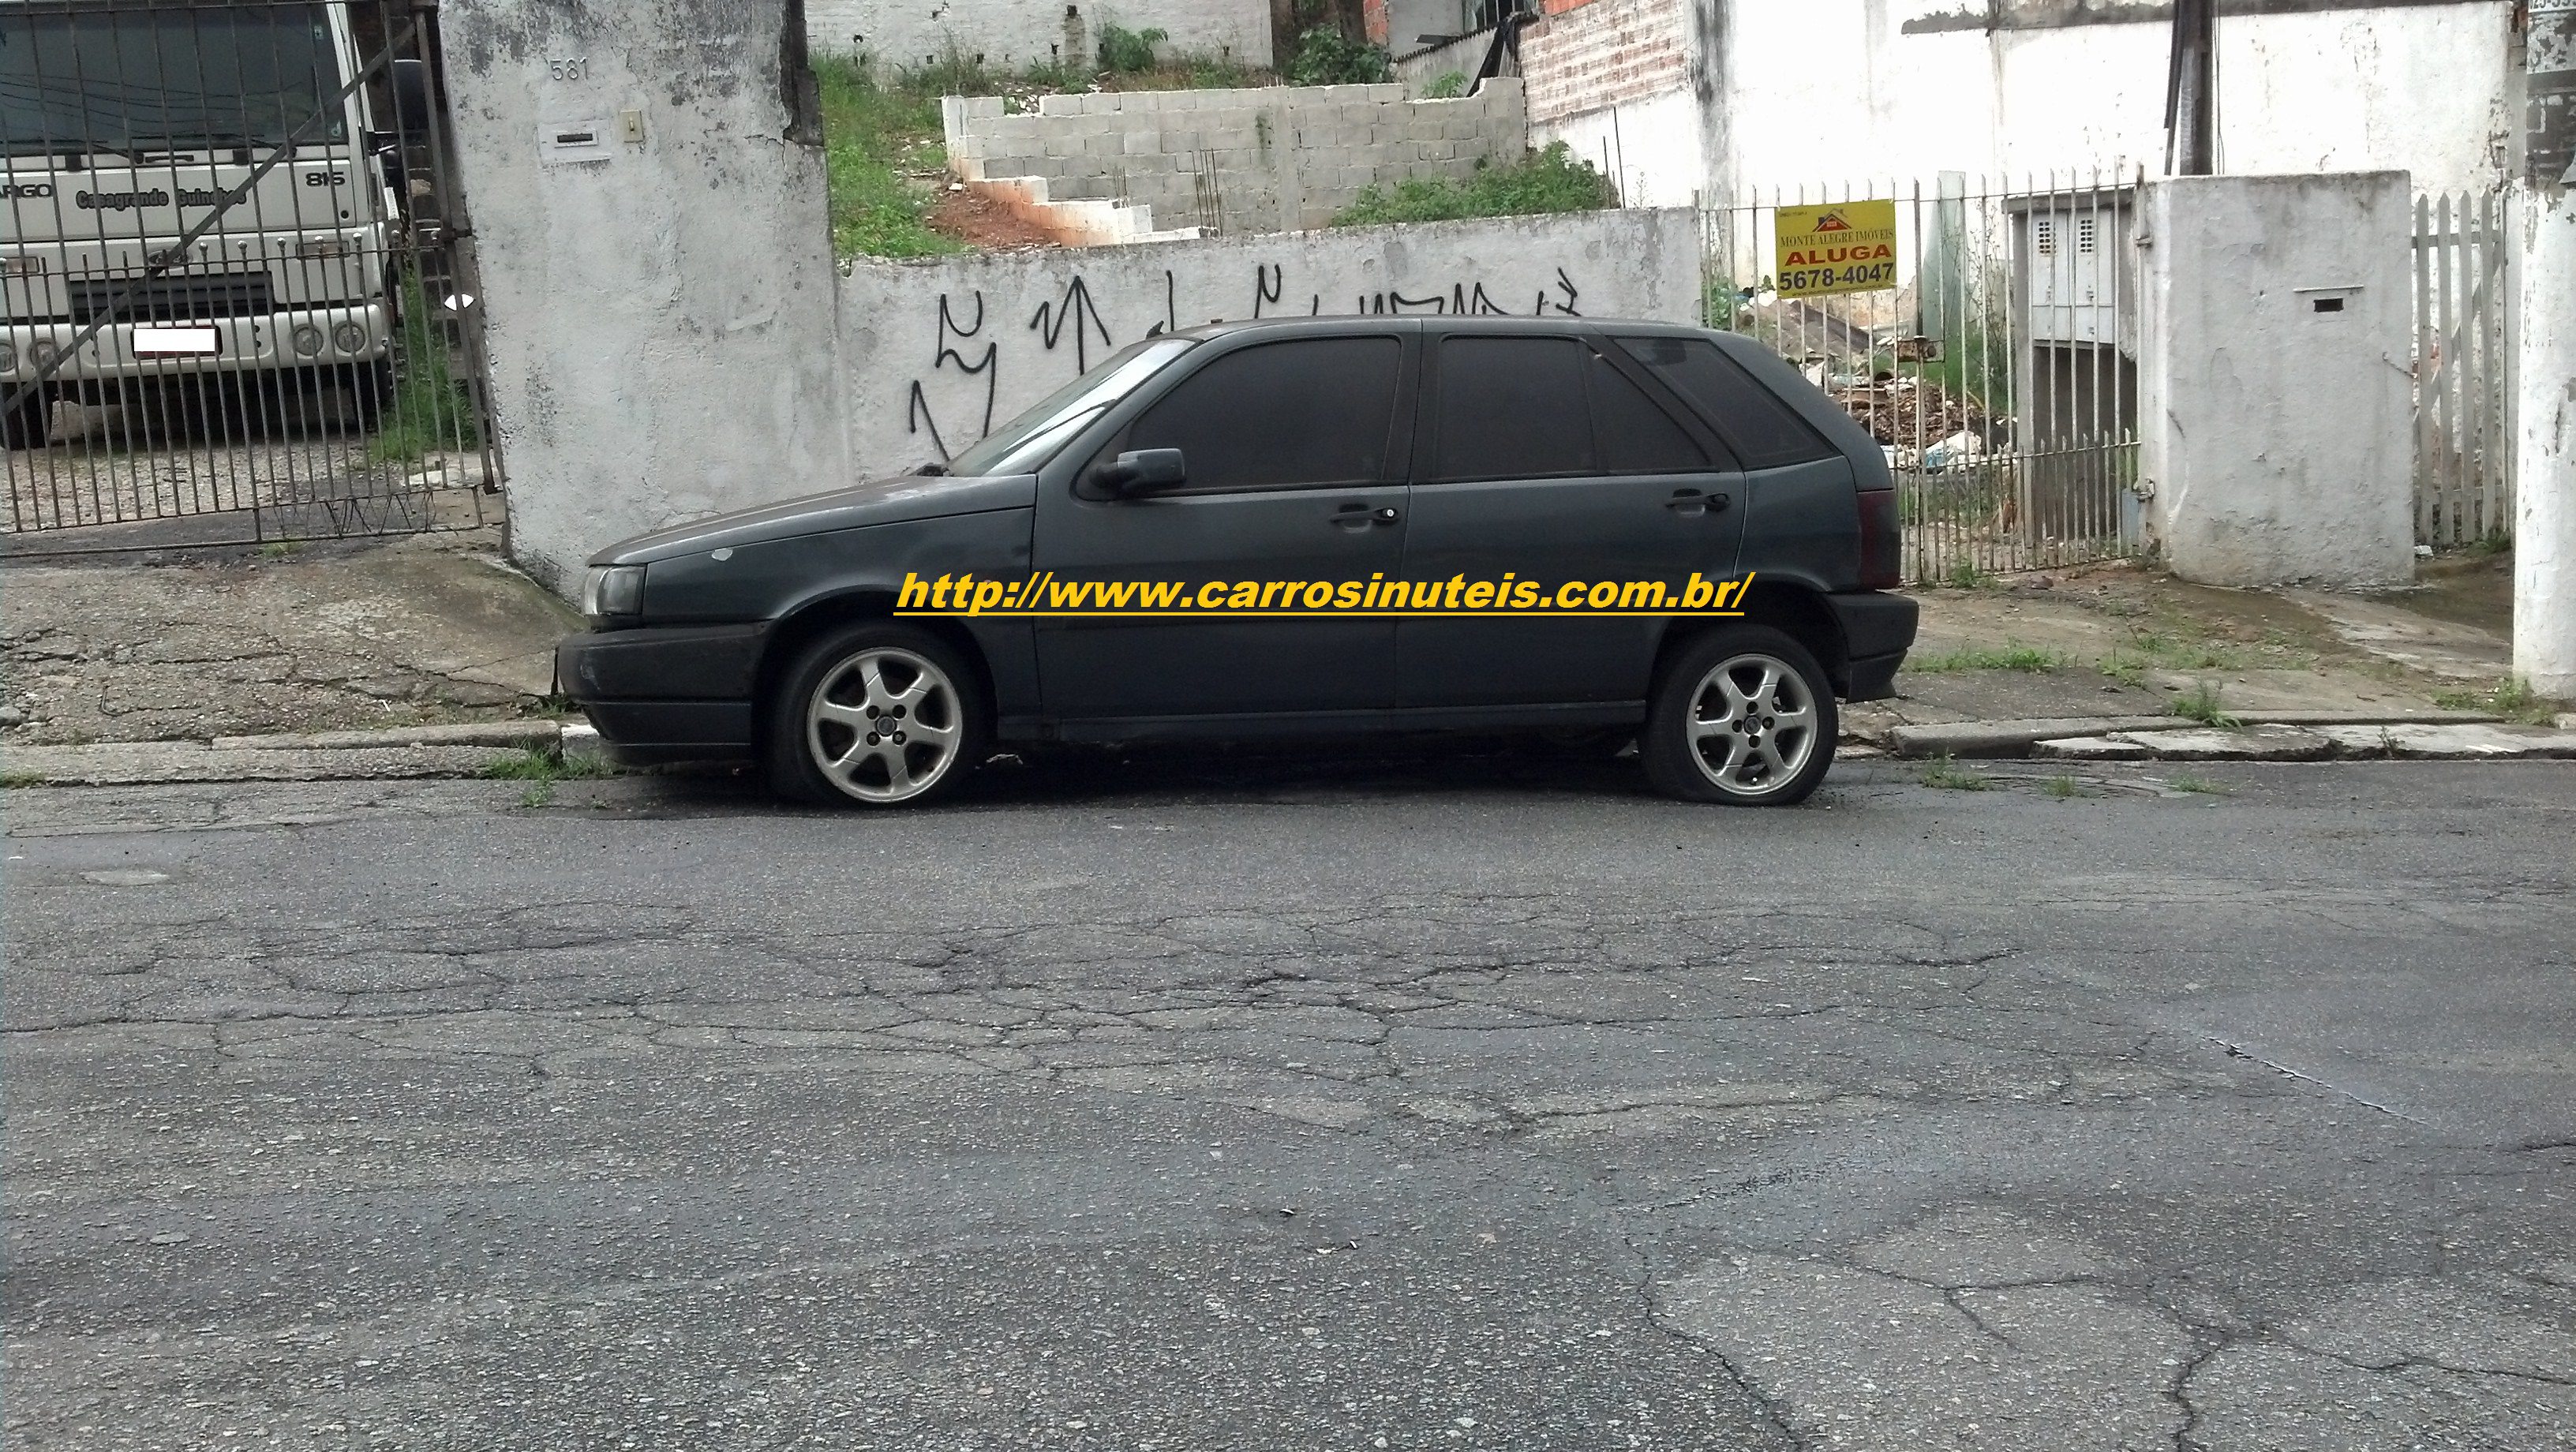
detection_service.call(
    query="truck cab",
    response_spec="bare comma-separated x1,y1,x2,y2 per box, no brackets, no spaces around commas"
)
1,0,399,447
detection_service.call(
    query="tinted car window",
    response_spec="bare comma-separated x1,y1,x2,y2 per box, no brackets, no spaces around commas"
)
1432,336,1593,481
1615,335,1833,469
1589,352,1711,474
1125,337,1401,491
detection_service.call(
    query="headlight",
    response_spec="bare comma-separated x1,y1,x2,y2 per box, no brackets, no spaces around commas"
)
0,342,15,373
332,321,369,354
290,324,326,357
582,564,646,617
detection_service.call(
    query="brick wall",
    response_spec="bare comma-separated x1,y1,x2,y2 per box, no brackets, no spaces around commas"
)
1519,0,1688,126
942,79,1530,234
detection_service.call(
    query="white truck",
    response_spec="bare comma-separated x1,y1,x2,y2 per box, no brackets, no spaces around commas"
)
1,0,405,448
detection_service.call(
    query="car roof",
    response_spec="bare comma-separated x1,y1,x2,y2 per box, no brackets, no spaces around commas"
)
1166,314,1711,343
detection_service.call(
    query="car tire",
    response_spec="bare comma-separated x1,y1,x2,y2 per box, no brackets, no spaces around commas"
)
3,386,48,451
1642,624,1837,806
766,622,987,808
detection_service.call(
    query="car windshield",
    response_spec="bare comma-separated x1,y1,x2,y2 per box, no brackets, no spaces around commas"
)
943,338,1196,477
0,5,345,158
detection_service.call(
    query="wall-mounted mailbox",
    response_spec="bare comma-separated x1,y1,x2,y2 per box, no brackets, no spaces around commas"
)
2296,284,2363,315
541,119,613,166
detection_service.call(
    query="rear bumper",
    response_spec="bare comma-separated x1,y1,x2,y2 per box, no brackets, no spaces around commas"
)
556,621,769,764
1824,590,1919,702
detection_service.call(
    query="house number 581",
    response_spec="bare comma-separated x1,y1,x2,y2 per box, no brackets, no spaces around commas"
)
547,56,590,82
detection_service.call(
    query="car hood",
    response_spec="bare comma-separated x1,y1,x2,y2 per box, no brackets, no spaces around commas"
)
588,473,1039,566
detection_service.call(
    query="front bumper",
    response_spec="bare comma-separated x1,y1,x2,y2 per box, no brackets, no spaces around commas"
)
2,301,391,384
1824,589,1919,702
556,621,769,765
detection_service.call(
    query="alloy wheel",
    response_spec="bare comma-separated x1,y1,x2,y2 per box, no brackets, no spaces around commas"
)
1683,651,1819,797
803,646,965,803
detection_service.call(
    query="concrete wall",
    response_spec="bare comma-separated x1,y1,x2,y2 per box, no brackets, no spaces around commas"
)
848,207,1702,477
2136,172,2415,587
444,0,850,593
807,0,1272,72
1520,0,2515,203
942,78,1528,234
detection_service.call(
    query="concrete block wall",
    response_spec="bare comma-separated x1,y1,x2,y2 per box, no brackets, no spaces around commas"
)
807,0,1271,73
942,78,1530,235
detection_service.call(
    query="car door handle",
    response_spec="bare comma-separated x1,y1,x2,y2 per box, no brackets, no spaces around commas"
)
1332,503,1401,529
1666,491,1732,515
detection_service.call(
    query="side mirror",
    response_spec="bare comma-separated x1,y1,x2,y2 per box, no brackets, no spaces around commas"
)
390,58,435,144
1089,447,1186,496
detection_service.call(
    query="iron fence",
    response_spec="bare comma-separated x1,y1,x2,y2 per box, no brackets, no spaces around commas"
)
2413,189,2510,547
1,0,500,552
1702,170,2145,585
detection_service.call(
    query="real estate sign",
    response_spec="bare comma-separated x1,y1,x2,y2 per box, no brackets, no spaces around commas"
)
1774,200,1899,299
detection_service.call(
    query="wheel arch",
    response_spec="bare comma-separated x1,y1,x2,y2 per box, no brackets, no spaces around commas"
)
751,589,998,754
1653,577,1852,697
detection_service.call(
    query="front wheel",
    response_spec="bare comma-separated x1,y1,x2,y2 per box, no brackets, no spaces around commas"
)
1641,625,1837,806
766,623,987,807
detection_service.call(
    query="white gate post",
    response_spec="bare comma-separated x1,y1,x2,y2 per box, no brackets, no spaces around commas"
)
2514,2,2576,698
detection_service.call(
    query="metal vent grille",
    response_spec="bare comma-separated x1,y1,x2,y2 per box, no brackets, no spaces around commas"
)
65,271,275,324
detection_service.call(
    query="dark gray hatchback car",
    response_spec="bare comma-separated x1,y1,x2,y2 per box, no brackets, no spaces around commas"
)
557,316,1915,807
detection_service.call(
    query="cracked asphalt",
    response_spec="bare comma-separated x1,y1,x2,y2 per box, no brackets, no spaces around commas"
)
6,750,2573,1450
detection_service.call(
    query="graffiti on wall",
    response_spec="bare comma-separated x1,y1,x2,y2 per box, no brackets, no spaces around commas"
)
898,260,1596,465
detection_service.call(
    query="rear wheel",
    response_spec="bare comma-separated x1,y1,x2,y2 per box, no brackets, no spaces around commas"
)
2,385,48,450
1642,625,1837,805
766,622,987,807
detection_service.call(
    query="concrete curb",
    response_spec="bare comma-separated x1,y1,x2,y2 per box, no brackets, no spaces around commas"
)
5,720,573,788
1888,709,2504,758
2032,721,2576,763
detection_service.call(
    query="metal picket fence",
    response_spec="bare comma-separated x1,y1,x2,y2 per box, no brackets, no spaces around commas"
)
1702,170,2145,585
2413,190,2511,546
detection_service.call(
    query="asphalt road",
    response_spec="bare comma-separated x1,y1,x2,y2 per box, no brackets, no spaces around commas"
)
7,750,2574,1450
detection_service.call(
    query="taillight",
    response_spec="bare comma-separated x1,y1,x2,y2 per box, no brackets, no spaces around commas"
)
1856,488,1900,589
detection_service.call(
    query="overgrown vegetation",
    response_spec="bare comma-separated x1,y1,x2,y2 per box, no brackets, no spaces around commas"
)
1330,142,1616,227
1422,70,1469,99
1907,642,2069,673
2170,681,2239,728
369,268,481,465
2042,773,2084,799
482,746,615,808
2170,773,2230,795
814,54,964,259
1286,24,1391,85
1097,24,1167,74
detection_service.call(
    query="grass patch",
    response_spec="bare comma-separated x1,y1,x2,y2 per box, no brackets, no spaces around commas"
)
0,770,47,789
482,747,615,807
1329,141,1616,226
1919,756,1990,791
1941,559,1998,590
2124,629,2245,673
2170,773,2230,795
2170,682,2239,728
1422,70,1468,99
1908,643,2068,674
369,268,483,465
2433,676,2558,725
2099,652,2147,689
2042,773,2083,799
815,55,965,260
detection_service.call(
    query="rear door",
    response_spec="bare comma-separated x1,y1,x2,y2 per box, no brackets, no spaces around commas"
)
1031,329,1414,722
1395,330,1743,709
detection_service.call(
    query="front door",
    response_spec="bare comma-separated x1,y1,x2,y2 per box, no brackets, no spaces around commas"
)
1032,331,1413,722
1398,331,1745,709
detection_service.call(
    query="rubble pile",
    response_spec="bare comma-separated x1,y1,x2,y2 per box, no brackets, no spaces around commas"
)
1828,376,1990,447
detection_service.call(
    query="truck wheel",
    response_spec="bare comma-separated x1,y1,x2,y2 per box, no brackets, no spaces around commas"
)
1642,625,1837,806
766,622,987,807
3,387,48,451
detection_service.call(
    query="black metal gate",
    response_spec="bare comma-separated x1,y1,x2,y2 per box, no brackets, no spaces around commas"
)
1,0,499,552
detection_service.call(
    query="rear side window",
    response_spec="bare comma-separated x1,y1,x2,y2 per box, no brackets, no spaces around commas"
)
1615,335,1834,469
1588,352,1712,474
1127,336,1402,491
1431,336,1593,480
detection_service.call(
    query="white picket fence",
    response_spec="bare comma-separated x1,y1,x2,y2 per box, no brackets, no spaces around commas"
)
2413,191,2511,546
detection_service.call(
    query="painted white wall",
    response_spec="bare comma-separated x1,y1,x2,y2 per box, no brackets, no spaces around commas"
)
806,0,1271,71
2513,182,2576,696
845,208,1702,477
2136,172,2416,587
1563,0,2514,201
1530,88,1704,209
444,0,852,594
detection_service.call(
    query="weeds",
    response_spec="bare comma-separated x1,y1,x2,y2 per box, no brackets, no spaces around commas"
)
1422,70,1468,99
1943,559,1997,590
1330,142,1615,226
2042,773,2083,799
814,54,964,260
1097,24,1166,74
482,747,615,808
2434,676,2558,725
0,771,44,789
1286,24,1391,85
1919,755,1990,791
369,268,481,465
1907,643,2068,673
2099,652,2147,688
2170,773,2230,795
2170,682,2239,728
